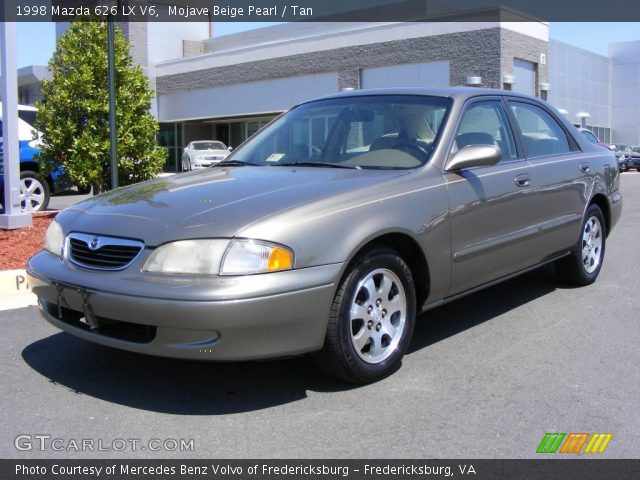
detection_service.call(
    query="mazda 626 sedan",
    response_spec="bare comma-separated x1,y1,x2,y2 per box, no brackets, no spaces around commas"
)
28,88,622,383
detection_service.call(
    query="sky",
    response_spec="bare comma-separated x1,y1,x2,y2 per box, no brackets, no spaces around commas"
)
11,22,640,69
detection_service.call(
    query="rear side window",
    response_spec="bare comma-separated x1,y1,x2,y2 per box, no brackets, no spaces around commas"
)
18,110,37,127
455,100,518,161
509,101,572,157
581,130,599,144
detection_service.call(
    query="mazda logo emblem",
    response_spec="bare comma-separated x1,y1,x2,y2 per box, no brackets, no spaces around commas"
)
89,237,100,250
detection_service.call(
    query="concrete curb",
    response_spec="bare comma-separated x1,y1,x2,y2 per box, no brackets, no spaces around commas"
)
0,269,37,311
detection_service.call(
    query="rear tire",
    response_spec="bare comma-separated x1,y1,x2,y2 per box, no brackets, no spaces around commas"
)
312,247,416,384
19,170,50,212
555,204,606,286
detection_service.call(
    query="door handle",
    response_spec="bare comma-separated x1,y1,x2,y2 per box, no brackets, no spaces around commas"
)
580,163,590,173
515,174,531,187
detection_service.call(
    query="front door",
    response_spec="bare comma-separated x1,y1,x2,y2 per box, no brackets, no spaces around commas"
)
444,98,540,296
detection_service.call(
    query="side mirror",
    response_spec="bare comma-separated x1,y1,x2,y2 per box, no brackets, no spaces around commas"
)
228,146,233,152
445,145,502,172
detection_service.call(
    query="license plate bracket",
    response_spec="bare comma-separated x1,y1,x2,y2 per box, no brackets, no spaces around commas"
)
52,281,100,329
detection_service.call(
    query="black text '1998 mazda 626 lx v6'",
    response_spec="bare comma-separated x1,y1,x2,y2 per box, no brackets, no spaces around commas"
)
28,88,622,383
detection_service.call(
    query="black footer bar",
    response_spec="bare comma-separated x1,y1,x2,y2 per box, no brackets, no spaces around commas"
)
3,459,640,480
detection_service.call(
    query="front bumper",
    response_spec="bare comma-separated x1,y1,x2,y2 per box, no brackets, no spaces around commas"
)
27,251,342,361
191,159,225,169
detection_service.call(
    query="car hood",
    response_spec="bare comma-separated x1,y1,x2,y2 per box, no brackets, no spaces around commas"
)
57,166,406,246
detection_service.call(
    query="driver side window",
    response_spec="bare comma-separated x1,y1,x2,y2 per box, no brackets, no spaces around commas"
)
456,100,518,162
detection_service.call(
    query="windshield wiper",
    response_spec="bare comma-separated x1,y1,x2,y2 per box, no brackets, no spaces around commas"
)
275,161,360,170
213,160,256,167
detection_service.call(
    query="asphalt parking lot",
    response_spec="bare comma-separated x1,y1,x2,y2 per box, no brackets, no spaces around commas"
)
1,174,639,459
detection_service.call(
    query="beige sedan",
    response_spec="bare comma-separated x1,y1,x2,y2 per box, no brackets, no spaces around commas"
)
28,88,621,383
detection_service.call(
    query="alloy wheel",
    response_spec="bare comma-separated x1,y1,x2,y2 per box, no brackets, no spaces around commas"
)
582,215,603,274
20,177,46,212
349,268,407,364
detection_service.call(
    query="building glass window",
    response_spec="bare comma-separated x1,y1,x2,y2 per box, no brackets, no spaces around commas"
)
230,122,244,149
585,125,611,144
158,122,180,172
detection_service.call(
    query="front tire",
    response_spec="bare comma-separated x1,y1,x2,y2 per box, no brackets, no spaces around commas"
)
19,170,50,212
555,204,606,286
312,247,416,384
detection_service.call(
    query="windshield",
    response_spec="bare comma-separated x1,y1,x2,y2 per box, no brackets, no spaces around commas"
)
227,95,451,170
193,141,226,150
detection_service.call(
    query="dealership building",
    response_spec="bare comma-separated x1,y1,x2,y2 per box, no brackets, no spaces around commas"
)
17,18,640,171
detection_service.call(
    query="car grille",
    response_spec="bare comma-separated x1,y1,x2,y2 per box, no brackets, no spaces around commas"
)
67,233,144,270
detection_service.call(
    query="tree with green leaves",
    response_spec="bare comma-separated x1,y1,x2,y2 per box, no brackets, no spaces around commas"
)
36,21,166,194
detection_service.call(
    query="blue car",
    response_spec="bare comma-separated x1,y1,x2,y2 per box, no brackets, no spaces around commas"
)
0,104,69,212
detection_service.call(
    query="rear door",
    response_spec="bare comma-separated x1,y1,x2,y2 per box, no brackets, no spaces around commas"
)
444,97,541,296
506,99,587,257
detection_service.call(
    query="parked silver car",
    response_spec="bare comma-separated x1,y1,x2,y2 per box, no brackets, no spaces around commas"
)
28,88,622,383
181,140,231,171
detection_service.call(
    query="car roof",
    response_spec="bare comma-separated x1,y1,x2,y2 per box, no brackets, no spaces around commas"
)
300,86,542,105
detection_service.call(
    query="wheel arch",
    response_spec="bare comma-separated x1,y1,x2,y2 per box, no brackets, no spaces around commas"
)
20,160,40,173
20,161,55,191
343,232,430,310
589,193,611,237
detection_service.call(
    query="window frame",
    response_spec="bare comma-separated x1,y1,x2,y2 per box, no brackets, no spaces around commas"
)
504,98,581,160
448,96,524,167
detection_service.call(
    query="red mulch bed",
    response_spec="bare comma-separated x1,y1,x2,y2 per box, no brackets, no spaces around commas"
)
0,212,57,270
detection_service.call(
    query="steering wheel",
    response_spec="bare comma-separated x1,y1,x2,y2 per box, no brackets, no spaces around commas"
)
392,141,431,161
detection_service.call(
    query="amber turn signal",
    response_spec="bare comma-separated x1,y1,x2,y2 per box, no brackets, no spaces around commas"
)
267,246,294,271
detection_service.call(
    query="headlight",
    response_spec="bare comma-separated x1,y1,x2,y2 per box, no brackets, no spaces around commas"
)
143,239,294,275
44,220,64,257
143,239,229,274
220,240,293,275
